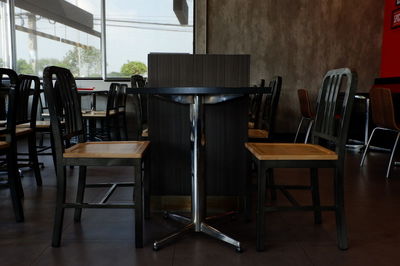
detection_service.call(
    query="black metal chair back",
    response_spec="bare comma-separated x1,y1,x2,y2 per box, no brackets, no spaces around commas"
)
116,83,127,111
43,66,85,158
311,68,357,157
255,76,282,138
131,74,146,88
106,83,119,116
16,75,40,128
0,68,24,222
131,74,147,126
0,68,18,144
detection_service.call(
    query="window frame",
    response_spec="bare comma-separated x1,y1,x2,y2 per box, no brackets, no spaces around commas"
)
3,0,195,79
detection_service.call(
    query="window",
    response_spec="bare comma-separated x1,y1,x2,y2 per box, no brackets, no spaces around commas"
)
1,0,194,78
14,0,101,77
0,1,11,68
105,0,194,78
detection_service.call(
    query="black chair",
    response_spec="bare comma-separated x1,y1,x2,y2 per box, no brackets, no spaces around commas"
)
294,89,315,143
130,75,146,139
116,83,128,140
360,87,400,178
0,68,24,222
248,76,282,141
82,83,119,140
43,66,150,248
245,68,357,251
13,74,42,185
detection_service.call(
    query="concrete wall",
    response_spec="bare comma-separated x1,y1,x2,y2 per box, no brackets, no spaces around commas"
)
200,0,384,132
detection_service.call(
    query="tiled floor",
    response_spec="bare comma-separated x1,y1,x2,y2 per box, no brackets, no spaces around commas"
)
1,148,400,265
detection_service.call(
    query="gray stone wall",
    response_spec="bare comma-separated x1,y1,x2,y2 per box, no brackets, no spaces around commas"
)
200,0,384,132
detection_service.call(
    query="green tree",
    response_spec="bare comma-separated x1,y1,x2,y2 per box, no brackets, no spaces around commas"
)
108,71,123,77
16,59,34,75
120,61,147,76
62,46,101,77
37,58,68,74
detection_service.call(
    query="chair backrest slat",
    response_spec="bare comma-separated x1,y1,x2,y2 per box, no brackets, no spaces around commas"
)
0,68,19,144
17,75,40,128
255,76,282,139
312,68,357,156
43,66,84,149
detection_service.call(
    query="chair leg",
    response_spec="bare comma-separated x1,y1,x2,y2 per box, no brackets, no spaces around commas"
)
74,166,87,222
304,119,314,144
294,117,305,143
122,113,128,141
310,168,322,224
50,132,57,173
28,133,42,186
360,127,378,166
334,163,348,250
386,132,400,179
7,149,24,222
267,168,277,201
52,165,67,247
256,162,267,252
134,162,144,248
244,155,253,222
143,156,151,220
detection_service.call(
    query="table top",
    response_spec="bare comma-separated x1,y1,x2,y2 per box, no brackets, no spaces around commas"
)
126,87,270,95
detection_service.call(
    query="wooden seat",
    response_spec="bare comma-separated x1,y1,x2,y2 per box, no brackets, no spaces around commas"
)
246,68,357,252
245,143,338,160
82,109,117,118
0,127,33,137
64,141,149,158
248,128,268,139
43,66,150,248
360,87,400,178
17,121,50,128
0,141,10,149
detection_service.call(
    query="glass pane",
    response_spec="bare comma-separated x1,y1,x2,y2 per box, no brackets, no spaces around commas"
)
14,0,101,77
105,0,194,78
0,1,11,68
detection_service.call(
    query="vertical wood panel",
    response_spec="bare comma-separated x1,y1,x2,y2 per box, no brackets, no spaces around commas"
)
148,53,249,196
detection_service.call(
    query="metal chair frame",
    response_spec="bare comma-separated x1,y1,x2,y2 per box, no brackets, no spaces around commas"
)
246,68,357,251
43,66,150,248
294,89,315,143
360,87,400,178
0,68,24,222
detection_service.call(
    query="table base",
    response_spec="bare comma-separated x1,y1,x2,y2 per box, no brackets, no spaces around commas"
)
153,212,243,252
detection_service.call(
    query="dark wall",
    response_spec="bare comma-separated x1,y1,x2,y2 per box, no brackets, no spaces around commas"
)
204,0,384,132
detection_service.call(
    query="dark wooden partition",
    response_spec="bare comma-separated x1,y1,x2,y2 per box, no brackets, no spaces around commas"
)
147,54,250,197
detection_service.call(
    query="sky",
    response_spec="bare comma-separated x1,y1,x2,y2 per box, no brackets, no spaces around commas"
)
11,0,193,75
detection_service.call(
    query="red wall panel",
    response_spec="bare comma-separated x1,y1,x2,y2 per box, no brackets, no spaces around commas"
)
381,0,400,77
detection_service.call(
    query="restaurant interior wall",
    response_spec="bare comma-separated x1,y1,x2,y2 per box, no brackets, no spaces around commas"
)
202,0,384,133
